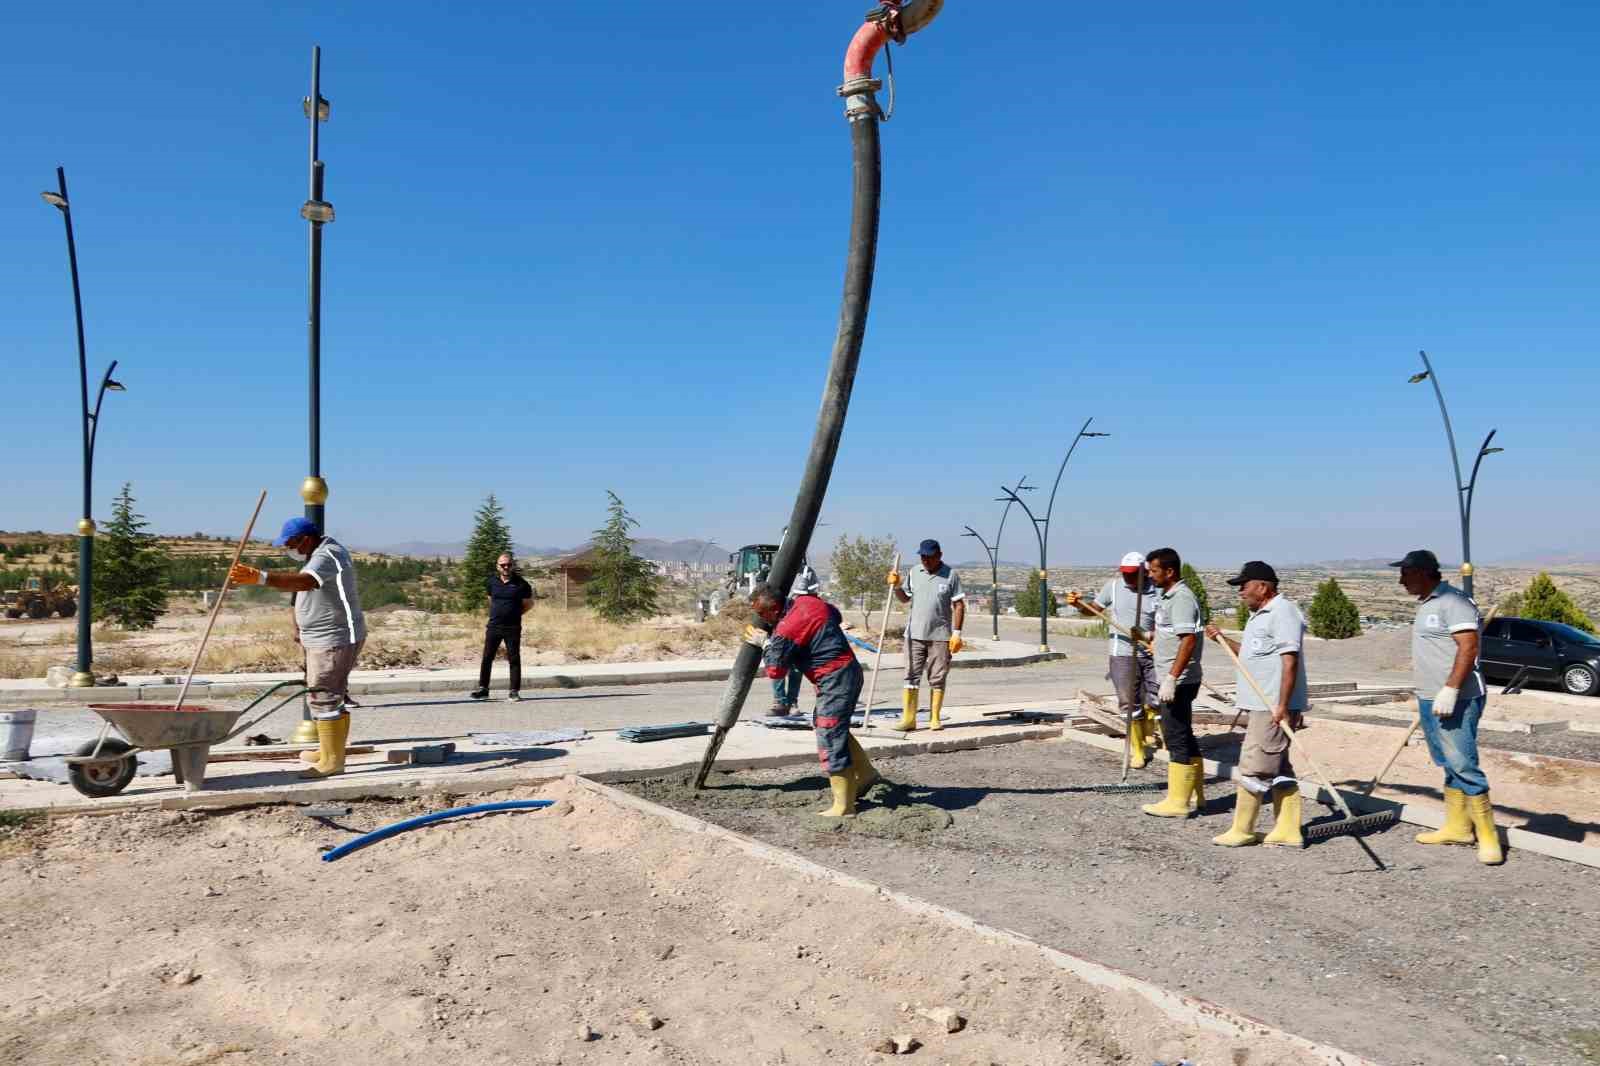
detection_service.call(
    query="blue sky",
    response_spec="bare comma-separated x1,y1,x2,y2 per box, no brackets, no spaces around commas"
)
6,2,1598,568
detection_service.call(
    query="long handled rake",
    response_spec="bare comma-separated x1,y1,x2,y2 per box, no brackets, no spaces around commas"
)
1210,632,1398,849
856,551,900,731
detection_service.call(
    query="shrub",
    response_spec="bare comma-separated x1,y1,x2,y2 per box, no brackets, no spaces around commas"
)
1307,577,1361,639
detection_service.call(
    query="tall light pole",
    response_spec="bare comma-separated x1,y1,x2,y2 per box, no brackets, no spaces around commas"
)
962,472,1028,641
41,167,126,687
997,418,1109,651
1408,351,1502,598
300,45,334,530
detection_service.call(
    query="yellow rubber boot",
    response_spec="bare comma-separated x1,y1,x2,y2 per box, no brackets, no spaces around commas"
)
1189,757,1206,811
1126,717,1148,769
298,713,350,779
1416,787,1474,845
1466,792,1505,865
928,689,945,731
893,688,918,732
1141,760,1198,818
846,734,879,794
1144,706,1164,747
1262,784,1304,848
1212,787,1264,846
816,773,857,818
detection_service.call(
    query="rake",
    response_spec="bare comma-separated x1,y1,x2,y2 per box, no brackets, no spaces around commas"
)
1210,632,1398,844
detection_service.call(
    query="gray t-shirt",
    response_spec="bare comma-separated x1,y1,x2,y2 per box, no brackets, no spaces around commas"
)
1094,578,1157,658
904,563,963,641
1153,584,1204,685
1411,582,1484,700
294,537,367,650
1235,595,1307,712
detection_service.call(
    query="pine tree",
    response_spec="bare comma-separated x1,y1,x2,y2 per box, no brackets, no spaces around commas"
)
459,494,514,611
1307,577,1362,639
588,491,662,622
1519,572,1595,633
1014,571,1058,618
94,483,169,629
1180,563,1211,624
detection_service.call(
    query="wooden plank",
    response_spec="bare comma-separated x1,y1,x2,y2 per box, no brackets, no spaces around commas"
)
1073,691,1127,736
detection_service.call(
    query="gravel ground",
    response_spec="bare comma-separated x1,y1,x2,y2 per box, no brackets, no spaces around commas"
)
624,738,1600,1066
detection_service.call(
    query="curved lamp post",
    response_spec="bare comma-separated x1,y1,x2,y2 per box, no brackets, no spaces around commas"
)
42,167,127,687
997,418,1109,651
1409,351,1502,598
962,472,1029,640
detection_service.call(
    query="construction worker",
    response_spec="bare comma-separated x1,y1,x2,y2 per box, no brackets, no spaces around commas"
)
1140,547,1206,817
749,582,875,817
1393,549,1503,864
766,566,820,716
888,539,965,732
1205,561,1305,848
1067,551,1158,767
229,516,365,779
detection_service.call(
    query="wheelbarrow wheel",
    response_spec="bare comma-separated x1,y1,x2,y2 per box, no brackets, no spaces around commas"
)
68,738,137,798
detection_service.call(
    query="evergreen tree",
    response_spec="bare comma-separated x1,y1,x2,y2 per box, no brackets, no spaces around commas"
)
588,491,662,622
459,493,514,611
1519,572,1595,633
1014,571,1058,618
1180,563,1211,624
94,483,169,629
1307,577,1362,639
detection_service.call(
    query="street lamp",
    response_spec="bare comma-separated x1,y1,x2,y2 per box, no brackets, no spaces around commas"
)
1408,351,1501,598
996,418,1109,652
301,44,333,530
963,472,1028,641
41,167,127,688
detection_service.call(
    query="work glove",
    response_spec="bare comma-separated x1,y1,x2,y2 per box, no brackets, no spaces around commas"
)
1158,674,1177,704
229,563,268,586
886,570,901,588
948,631,963,655
741,624,767,649
1431,685,1459,719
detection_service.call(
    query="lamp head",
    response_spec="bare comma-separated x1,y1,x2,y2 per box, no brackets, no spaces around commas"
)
302,95,331,121
104,379,126,392
1482,446,1504,456
40,191,69,211
300,199,335,224
1408,371,1430,384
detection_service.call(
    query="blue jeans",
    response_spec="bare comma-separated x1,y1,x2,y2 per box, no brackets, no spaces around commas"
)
1417,694,1489,795
771,668,801,708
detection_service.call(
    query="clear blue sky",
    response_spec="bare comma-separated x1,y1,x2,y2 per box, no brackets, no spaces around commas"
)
6,2,1598,568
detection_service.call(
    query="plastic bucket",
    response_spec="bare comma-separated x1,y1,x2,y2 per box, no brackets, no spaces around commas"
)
1,708,37,761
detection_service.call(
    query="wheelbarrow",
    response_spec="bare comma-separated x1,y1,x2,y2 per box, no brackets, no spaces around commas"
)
66,681,317,798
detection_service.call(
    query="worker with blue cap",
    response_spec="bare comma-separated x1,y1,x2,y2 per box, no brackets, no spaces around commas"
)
229,515,366,778
887,538,965,731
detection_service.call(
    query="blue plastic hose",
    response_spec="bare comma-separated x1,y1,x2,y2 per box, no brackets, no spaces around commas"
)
319,799,553,862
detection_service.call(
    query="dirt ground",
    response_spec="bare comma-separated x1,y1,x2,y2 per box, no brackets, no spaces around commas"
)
2,776,1348,1066
623,739,1600,1066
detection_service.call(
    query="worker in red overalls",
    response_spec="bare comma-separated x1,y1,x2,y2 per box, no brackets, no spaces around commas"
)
748,582,876,816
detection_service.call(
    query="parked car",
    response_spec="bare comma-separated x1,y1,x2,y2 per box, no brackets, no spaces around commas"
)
1479,616,1600,696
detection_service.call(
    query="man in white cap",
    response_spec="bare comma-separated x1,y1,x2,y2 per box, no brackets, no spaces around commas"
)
1068,552,1158,767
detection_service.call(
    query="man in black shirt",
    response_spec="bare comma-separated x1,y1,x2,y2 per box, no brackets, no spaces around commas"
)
471,553,533,701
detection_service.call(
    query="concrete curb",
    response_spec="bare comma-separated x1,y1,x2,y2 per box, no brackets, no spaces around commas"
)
1055,725,1600,870
0,649,1067,706
14,726,1063,819
572,775,1378,1066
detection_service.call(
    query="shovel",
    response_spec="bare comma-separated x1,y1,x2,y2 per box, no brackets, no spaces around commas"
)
857,552,900,731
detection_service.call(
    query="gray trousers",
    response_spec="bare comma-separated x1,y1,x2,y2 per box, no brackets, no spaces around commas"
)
904,638,951,690
1238,709,1298,793
305,640,363,719
1107,652,1157,722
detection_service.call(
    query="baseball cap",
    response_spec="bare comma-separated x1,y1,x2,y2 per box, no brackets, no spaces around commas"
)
1225,560,1278,586
917,539,941,556
1118,551,1145,573
273,516,321,546
1390,549,1440,571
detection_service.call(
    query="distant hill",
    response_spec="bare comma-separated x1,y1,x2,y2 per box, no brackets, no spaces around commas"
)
365,536,729,564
